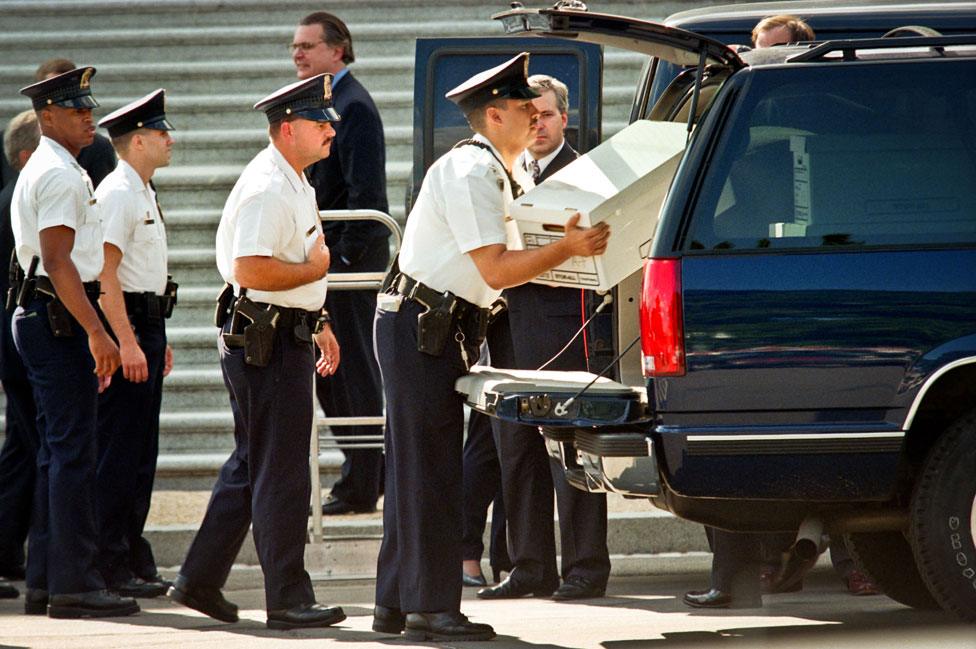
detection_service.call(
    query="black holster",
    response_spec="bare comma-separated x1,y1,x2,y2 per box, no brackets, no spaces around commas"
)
161,276,179,319
46,299,74,338
222,295,279,367
214,283,234,328
416,296,456,356
15,256,39,310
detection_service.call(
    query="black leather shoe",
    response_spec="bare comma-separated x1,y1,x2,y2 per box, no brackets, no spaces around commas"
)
167,574,238,623
462,571,487,587
372,605,405,634
682,588,762,609
477,575,557,599
24,589,47,615
48,590,140,618
113,577,168,599
267,602,346,630
320,495,376,516
140,573,174,590
551,575,606,601
404,611,495,642
0,580,19,599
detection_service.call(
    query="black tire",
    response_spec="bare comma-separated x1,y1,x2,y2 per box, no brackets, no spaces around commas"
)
844,531,941,610
910,409,976,622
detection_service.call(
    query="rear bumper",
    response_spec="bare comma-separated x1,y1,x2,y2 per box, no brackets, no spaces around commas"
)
542,427,661,496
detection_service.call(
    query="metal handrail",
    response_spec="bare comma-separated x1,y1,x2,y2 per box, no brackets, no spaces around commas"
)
309,209,401,543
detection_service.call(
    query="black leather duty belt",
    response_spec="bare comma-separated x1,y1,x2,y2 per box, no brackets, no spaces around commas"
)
393,273,490,347
124,291,175,320
35,275,101,301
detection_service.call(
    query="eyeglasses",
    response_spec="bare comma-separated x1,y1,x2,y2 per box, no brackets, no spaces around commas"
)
289,40,325,53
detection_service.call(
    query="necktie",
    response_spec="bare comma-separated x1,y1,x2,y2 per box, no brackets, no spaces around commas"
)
530,159,542,183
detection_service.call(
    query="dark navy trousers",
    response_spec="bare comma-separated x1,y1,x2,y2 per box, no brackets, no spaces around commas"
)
12,297,104,595
491,284,610,589
461,411,510,574
95,315,166,585
374,298,479,613
179,322,315,610
0,301,39,572
315,247,386,509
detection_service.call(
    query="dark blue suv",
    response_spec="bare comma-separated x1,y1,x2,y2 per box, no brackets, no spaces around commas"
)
458,2,976,622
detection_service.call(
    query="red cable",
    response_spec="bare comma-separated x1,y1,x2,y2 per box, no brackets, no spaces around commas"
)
581,289,590,372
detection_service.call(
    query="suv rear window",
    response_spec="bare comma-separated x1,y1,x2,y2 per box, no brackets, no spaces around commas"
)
683,59,976,251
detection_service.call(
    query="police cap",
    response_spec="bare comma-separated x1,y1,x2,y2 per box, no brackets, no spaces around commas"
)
98,89,175,138
20,66,99,110
253,73,341,124
445,52,539,114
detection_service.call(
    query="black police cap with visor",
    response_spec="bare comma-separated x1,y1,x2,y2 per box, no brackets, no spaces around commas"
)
253,73,341,124
98,89,175,138
445,52,540,114
20,66,99,110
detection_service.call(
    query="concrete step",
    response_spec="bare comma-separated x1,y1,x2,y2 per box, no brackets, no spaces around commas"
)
151,160,413,211
170,125,414,168
148,506,711,574
155,450,345,490
0,23,498,67
0,1,677,32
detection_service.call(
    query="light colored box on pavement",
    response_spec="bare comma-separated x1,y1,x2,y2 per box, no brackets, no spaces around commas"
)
509,120,687,291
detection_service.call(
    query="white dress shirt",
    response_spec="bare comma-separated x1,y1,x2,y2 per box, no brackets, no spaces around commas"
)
398,133,516,308
11,136,104,282
215,143,327,311
96,159,168,295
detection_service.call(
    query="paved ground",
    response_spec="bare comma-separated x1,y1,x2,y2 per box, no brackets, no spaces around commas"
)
146,490,654,526
0,570,971,649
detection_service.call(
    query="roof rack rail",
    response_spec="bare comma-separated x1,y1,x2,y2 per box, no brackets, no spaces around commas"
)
787,33,976,63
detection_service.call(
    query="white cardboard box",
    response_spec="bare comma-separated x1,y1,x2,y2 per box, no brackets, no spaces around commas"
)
509,120,688,291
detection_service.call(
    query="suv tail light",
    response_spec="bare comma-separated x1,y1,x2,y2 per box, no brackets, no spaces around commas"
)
640,258,685,377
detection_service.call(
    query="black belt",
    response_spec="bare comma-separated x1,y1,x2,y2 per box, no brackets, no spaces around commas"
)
395,274,486,320
226,299,317,335
35,275,101,301
393,273,490,345
124,291,175,320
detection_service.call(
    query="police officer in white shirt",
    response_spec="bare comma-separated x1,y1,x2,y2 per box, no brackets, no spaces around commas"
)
11,67,135,619
92,89,177,600
371,52,610,642
168,73,345,631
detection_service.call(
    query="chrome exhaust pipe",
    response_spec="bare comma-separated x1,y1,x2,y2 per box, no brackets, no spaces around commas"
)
769,516,826,593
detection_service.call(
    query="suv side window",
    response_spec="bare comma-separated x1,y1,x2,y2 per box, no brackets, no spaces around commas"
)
683,60,976,251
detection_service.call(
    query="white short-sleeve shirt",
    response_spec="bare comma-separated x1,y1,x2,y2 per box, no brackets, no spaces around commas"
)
96,159,168,295
11,136,104,282
215,143,327,311
398,133,518,308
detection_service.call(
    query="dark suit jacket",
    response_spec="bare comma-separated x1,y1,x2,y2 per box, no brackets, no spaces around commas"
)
537,140,578,183
77,133,117,189
305,71,389,271
0,177,22,380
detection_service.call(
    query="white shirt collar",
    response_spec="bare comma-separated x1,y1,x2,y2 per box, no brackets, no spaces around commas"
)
117,159,150,191
521,139,566,179
268,142,309,193
40,135,78,166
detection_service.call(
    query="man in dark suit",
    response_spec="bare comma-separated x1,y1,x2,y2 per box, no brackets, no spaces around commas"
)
0,110,40,598
478,74,611,602
292,12,388,515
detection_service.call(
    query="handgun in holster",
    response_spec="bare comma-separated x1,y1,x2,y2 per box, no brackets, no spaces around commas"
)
416,292,456,356
223,295,279,367
15,256,39,310
214,283,234,328
6,253,24,312
161,275,179,319
46,298,74,338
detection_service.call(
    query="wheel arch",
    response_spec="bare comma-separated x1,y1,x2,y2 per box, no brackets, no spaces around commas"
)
902,358,976,465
